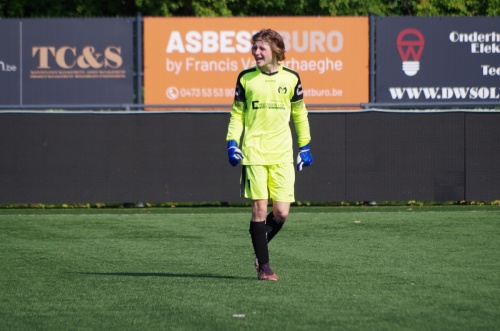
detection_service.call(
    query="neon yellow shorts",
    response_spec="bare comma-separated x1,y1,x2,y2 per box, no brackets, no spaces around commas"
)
241,163,295,202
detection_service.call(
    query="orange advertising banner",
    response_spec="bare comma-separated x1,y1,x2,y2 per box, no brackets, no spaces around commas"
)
144,17,368,109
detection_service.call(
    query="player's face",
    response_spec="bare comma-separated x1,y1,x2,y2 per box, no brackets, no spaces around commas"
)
252,40,275,71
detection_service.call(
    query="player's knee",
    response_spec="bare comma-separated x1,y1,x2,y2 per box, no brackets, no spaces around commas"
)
252,201,268,221
274,209,289,223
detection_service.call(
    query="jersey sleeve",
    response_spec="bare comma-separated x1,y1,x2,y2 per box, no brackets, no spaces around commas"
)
290,75,311,147
225,78,246,144
291,99,311,147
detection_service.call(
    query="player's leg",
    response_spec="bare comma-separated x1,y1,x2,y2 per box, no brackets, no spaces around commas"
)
250,200,278,280
250,198,269,265
249,199,269,270
266,201,290,243
244,165,278,280
266,163,295,243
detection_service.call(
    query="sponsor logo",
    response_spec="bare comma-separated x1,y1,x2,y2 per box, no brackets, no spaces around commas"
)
251,101,286,110
278,82,287,95
165,30,344,54
30,45,126,79
32,46,123,69
296,83,303,96
397,29,425,77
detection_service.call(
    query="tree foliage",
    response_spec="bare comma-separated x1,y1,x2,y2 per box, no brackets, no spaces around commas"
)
0,0,498,17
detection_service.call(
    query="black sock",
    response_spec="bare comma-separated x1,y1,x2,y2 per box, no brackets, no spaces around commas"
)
249,221,269,265
266,212,284,243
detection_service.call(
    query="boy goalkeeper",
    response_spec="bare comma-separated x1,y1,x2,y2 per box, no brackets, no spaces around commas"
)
226,28,313,281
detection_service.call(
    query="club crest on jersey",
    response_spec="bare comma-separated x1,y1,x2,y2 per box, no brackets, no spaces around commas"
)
278,82,288,95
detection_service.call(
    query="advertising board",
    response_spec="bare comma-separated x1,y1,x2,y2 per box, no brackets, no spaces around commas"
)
0,18,134,106
375,17,500,105
144,17,369,109
0,20,21,105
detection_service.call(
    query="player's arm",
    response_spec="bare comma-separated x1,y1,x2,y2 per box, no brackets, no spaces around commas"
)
226,78,246,166
291,78,312,171
226,100,246,166
292,99,313,171
226,100,245,145
291,99,311,148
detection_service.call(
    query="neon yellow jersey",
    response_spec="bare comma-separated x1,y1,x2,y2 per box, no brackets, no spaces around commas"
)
226,65,311,165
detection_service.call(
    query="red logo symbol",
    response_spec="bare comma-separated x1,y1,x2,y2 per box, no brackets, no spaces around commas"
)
397,29,425,76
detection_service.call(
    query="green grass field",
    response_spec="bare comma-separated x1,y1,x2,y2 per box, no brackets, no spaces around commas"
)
0,206,499,330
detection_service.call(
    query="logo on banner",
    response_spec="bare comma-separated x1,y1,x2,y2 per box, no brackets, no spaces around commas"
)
30,45,126,79
397,29,425,76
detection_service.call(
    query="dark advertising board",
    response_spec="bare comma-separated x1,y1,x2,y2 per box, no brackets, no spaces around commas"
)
0,20,21,105
375,17,500,105
1,18,134,106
